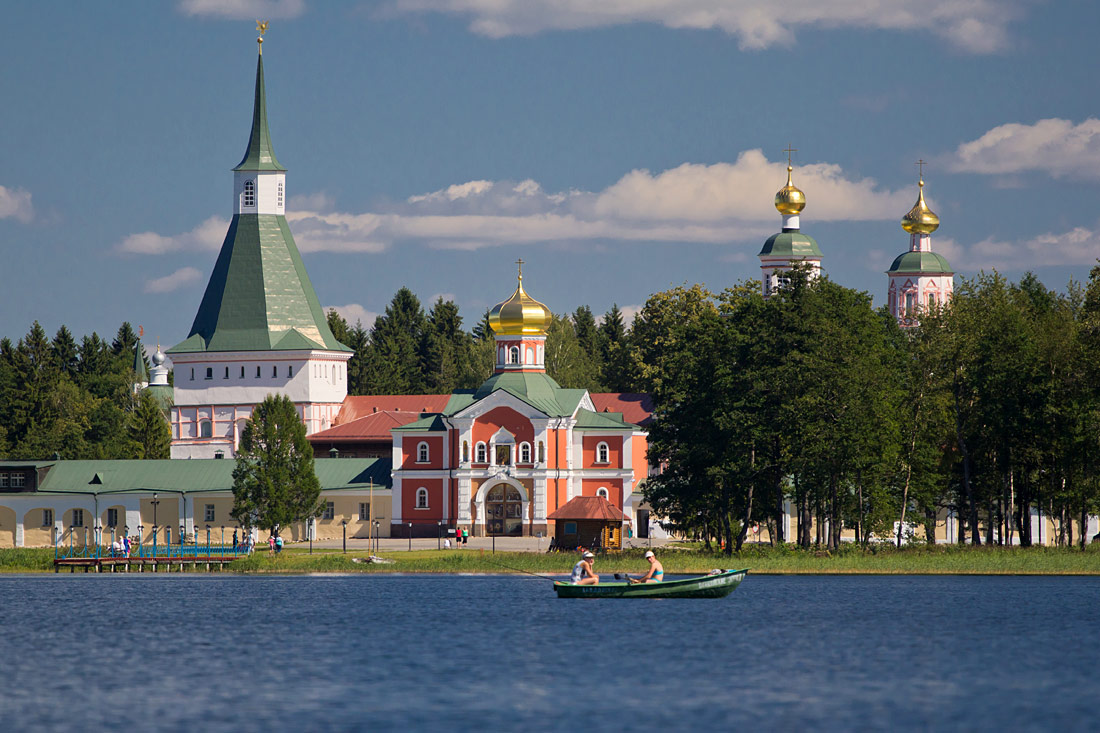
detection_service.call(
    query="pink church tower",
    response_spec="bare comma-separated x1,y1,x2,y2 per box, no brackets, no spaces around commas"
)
887,166,953,326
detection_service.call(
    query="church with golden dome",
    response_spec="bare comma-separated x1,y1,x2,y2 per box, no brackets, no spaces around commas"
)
382,262,650,538
887,169,954,325
758,152,824,296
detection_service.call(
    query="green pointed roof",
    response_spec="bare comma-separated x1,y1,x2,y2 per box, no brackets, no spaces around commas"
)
133,342,148,381
887,251,953,275
759,229,823,259
233,53,285,172
168,215,350,354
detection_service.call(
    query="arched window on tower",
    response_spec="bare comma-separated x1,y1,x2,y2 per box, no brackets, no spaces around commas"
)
243,180,255,208
475,442,487,464
415,487,429,509
596,441,610,464
905,292,916,316
417,442,430,463
509,346,520,364
277,182,284,209
519,442,531,464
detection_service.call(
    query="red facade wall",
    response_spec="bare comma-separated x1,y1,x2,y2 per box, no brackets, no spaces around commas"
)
403,478,444,521
581,435,622,469
580,479,624,508
401,435,444,470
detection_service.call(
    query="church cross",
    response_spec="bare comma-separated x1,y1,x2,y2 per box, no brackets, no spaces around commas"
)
916,158,926,181
516,258,524,280
784,144,797,166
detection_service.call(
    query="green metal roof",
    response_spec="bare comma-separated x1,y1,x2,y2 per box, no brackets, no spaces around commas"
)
887,250,953,275
573,409,637,430
23,458,390,495
168,215,349,354
146,384,174,412
233,54,285,172
758,229,823,258
392,414,448,432
133,342,148,382
467,372,575,417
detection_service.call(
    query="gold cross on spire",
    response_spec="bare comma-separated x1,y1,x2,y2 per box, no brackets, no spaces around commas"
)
783,144,797,167
256,20,269,53
916,158,926,183
516,258,524,281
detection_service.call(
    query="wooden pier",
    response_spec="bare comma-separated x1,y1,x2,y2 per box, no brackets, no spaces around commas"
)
54,556,240,573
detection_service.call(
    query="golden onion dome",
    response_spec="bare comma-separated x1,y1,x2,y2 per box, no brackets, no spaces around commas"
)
774,165,806,216
902,179,940,235
488,267,553,336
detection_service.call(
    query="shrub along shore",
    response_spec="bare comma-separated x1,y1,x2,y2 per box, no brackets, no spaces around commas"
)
3,544,1099,575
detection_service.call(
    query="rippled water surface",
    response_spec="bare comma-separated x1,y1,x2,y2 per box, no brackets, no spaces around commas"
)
1,574,1097,731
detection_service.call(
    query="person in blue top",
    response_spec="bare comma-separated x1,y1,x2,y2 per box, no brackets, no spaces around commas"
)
570,551,599,585
632,550,664,583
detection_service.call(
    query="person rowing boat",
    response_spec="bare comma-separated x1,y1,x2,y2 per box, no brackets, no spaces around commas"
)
570,550,599,585
629,550,664,584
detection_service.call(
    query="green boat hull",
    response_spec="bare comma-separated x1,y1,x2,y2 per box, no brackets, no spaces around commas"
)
553,569,748,599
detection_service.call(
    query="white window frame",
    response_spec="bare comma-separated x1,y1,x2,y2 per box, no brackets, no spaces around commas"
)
243,180,256,208
596,487,610,499
416,441,430,463
475,442,487,464
323,502,335,521
358,502,370,521
508,345,520,364
277,182,284,209
519,442,532,464
596,441,610,464
0,473,8,488
415,487,429,509
72,508,84,528
10,473,23,488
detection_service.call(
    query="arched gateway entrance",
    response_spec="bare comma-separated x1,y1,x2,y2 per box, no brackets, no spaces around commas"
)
483,483,525,536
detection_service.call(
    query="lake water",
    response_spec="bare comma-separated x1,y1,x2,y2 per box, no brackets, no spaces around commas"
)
1,574,1097,731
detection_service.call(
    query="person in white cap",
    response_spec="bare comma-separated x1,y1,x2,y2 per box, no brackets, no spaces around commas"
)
570,550,599,585
632,550,664,583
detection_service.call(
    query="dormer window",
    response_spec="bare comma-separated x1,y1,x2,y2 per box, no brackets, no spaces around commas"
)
243,180,256,208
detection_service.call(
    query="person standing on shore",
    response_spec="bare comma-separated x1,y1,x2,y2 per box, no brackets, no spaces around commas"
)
461,526,469,546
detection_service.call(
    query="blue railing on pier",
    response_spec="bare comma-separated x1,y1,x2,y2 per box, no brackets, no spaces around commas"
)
55,528,254,561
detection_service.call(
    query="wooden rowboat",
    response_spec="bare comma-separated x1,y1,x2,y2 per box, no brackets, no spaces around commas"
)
553,568,748,599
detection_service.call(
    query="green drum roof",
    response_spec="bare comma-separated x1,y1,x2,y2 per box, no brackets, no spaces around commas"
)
758,230,823,258
169,214,349,353
887,250,953,274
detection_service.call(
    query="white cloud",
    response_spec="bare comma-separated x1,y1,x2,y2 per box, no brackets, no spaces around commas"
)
288,191,336,212
177,0,305,20
327,303,379,328
117,216,227,255
936,228,1100,272
388,0,1017,52
0,185,33,223
126,152,911,256
144,267,203,294
948,118,1100,179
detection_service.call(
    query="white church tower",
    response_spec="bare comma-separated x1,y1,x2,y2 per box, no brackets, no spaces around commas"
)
886,166,953,326
758,148,823,297
166,27,351,459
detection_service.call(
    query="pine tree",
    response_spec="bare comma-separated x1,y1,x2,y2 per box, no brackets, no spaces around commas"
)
362,288,427,394
127,390,171,459
52,326,79,378
231,395,322,534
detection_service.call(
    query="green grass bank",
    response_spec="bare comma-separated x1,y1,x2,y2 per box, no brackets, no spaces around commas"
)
4,544,1097,575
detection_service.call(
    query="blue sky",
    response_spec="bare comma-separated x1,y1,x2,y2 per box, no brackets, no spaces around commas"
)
2,0,1098,344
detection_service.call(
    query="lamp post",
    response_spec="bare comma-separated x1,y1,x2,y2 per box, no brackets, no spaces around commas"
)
151,493,159,558
221,525,225,553
206,525,211,555
137,524,144,557
308,518,313,555
438,520,443,550
408,522,412,552
342,519,347,554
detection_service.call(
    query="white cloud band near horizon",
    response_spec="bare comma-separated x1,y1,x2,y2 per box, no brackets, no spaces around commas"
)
936,226,1100,273
177,0,305,20
388,0,1018,52
0,185,34,224
948,118,1100,179
144,267,203,294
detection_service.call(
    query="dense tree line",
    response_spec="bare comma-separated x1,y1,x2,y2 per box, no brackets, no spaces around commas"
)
326,289,642,396
0,321,170,460
641,266,1100,553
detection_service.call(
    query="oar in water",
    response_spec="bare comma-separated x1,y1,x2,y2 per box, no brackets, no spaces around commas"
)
614,573,638,584
484,558,560,582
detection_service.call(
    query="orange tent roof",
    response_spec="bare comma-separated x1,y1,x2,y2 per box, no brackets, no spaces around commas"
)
334,394,451,425
547,496,626,522
590,392,654,427
309,410,422,441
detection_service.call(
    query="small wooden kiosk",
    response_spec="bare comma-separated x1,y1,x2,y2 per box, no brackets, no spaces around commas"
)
547,496,626,551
